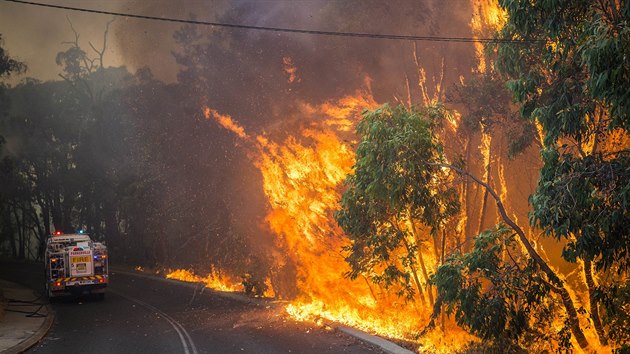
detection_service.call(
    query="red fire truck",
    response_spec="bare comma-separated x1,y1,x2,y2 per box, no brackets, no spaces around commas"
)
45,232,108,300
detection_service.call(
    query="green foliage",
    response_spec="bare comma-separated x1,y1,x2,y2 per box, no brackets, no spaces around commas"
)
496,1,630,348
431,225,560,350
496,0,630,143
56,46,90,80
530,148,630,271
449,71,511,133
335,104,459,297
0,34,26,78
600,281,630,348
353,104,460,228
2,67,132,235
497,0,630,273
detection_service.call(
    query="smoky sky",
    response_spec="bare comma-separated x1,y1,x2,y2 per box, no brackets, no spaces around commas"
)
0,0,479,229
1,1,477,112
111,0,476,133
0,0,481,277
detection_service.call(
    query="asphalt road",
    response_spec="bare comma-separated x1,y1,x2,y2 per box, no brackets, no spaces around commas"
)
0,261,383,354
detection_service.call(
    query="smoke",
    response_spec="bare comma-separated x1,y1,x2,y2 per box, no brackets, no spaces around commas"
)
0,1,132,85
113,1,476,122
110,1,480,288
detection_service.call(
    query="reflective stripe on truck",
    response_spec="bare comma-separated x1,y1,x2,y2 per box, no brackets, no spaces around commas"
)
53,275,108,285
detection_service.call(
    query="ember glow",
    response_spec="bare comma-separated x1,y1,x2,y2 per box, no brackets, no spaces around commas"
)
282,56,300,84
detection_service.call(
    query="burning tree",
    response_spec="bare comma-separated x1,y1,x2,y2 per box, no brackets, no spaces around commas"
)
339,103,578,351
431,224,561,352
495,0,630,350
335,104,460,309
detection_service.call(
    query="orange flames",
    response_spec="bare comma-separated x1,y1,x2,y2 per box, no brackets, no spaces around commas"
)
164,1,527,351
471,0,506,73
203,107,250,140
164,89,476,352
159,1,629,352
242,90,424,340
166,268,243,292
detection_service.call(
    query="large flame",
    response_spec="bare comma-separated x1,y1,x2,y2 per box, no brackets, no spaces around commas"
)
164,89,474,351
164,1,592,351
471,0,507,73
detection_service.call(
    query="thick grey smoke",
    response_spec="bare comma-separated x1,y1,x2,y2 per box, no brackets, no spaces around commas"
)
114,0,476,126
111,1,479,288
1,0,480,292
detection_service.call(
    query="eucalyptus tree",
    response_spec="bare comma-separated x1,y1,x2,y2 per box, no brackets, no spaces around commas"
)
339,104,595,351
496,0,630,348
431,225,561,352
0,35,26,78
335,104,460,305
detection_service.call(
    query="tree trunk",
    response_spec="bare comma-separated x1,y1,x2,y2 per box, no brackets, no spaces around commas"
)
40,196,51,237
14,207,25,259
477,184,490,235
26,204,45,261
476,139,492,236
401,236,428,306
62,192,74,232
584,258,607,345
103,190,121,250
432,163,591,350
478,180,590,350
51,192,63,232
441,229,446,264
406,209,434,306
361,274,379,304
416,244,434,306
462,137,472,251
2,205,17,258
440,229,446,332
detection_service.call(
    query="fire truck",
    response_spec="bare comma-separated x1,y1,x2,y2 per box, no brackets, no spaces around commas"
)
45,231,108,300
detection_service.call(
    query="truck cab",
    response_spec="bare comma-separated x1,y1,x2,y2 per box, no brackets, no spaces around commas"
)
45,232,108,300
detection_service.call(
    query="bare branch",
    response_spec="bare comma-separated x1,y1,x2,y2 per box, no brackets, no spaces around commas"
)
89,18,115,69
505,243,522,272
66,15,80,46
88,41,99,56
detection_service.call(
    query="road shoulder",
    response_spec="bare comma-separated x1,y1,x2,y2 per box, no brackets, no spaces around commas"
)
0,279,54,354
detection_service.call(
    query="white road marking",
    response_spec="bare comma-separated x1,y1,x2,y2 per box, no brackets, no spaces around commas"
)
110,289,198,354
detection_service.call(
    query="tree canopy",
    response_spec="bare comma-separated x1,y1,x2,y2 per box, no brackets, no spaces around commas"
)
336,104,459,302
495,0,630,348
